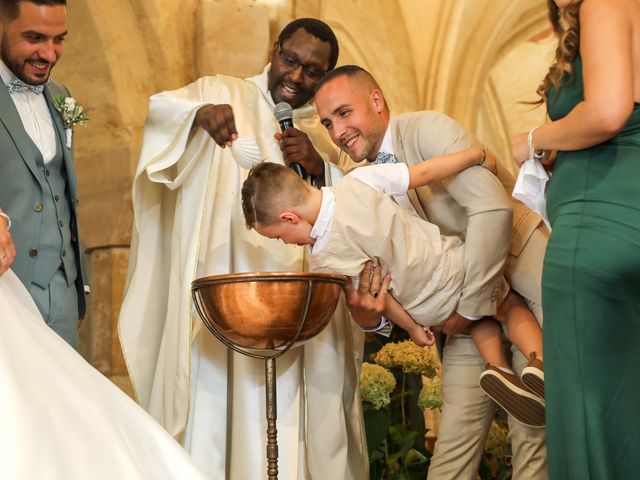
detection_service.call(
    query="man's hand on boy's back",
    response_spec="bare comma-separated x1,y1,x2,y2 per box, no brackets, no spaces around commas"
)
344,260,391,328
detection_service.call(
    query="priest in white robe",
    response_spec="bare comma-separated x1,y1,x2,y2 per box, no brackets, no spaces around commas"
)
118,19,367,479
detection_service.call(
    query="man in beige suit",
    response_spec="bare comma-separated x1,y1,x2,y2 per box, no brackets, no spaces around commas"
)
315,65,548,480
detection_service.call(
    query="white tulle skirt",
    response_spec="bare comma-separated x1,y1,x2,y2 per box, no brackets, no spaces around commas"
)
0,270,207,480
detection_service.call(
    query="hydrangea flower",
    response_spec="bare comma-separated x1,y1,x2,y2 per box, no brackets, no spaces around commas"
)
418,376,442,411
359,362,396,409
373,340,439,378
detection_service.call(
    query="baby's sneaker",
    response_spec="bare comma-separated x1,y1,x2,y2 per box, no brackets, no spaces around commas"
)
479,365,545,428
521,352,544,399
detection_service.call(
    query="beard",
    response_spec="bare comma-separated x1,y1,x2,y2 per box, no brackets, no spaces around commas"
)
358,134,378,162
346,129,382,163
1,36,52,86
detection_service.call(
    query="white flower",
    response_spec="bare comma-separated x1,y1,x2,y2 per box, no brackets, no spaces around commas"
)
53,95,89,130
64,97,76,110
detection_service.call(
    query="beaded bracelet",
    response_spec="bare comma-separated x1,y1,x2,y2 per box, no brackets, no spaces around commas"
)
478,146,487,166
528,126,548,161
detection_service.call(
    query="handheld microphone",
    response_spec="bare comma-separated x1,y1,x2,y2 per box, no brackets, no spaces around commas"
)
274,102,305,178
274,101,294,130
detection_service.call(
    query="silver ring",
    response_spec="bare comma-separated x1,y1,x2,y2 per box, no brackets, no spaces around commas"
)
371,291,379,298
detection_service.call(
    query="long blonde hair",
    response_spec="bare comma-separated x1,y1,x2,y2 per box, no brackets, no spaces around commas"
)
537,0,583,104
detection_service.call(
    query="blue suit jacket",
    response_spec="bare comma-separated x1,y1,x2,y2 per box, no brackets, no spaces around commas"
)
0,80,87,318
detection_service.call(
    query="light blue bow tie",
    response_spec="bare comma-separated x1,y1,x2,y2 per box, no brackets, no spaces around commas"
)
371,151,397,165
6,78,50,95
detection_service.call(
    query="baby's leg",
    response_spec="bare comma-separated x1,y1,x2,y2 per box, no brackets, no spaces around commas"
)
469,318,509,368
495,290,543,361
473,318,546,428
496,290,545,398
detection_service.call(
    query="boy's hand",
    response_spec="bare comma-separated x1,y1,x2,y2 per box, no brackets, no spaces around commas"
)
409,326,435,347
480,148,498,175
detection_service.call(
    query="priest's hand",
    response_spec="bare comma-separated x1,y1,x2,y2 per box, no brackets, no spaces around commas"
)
194,104,238,147
274,128,325,177
344,260,390,329
0,212,16,277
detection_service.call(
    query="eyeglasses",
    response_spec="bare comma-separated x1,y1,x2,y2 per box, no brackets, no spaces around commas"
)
277,45,326,83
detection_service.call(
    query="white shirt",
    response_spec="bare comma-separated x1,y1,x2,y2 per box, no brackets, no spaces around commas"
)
378,124,393,155
348,162,419,213
310,187,336,255
0,59,57,163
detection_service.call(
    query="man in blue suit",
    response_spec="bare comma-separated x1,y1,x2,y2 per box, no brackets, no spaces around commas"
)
0,0,87,348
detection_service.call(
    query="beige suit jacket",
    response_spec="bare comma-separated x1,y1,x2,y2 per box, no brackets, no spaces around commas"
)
311,176,465,326
337,111,544,316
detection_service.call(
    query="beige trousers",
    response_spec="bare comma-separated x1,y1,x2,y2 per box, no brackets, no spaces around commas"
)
428,224,549,480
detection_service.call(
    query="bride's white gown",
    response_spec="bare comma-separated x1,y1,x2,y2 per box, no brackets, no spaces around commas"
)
0,270,207,480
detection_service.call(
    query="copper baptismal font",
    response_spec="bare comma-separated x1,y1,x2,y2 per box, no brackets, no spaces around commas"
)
192,272,347,480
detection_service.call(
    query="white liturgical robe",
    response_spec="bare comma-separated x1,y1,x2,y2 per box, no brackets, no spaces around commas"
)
118,67,367,478
0,270,207,480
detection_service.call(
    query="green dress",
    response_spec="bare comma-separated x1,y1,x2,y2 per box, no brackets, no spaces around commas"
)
544,55,640,479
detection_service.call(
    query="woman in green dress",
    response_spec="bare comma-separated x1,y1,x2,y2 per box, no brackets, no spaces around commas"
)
512,0,640,478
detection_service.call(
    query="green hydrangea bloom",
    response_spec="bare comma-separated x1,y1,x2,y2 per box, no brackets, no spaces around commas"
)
373,340,439,378
359,362,396,409
417,376,442,411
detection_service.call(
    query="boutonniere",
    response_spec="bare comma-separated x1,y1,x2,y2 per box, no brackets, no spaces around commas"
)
52,95,89,148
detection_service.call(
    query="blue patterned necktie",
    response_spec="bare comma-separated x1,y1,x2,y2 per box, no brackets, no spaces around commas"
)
371,151,397,165
6,78,49,95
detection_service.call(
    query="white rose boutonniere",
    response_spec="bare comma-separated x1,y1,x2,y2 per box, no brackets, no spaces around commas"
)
52,95,89,148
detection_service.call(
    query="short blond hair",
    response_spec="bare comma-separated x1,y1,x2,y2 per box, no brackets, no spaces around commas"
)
241,163,310,228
